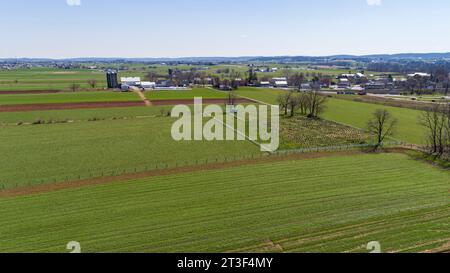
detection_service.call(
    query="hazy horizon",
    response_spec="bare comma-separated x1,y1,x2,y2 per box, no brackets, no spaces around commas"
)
3,52,450,60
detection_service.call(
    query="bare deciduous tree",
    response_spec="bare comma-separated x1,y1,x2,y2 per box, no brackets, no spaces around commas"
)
288,72,305,88
367,109,397,150
446,104,450,156
87,79,97,89
420,103,449,157
144,72,158,82
230,79,240,90
226,91,238,106
288,93,301,117
305,91,327,118
278,91,327,118
297,92,309,116
212,76,221,89
277,92,293,116
70,83,81,92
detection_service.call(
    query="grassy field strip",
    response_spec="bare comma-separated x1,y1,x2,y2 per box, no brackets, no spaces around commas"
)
0,91,141,105
0,100,374,190
235,87,284,105
323,98,426,144
3,155,442,210
0,88,227,105
224,112,263,148
0,153,448,252
286,207,450,253
0,68,142,91
1,204,446,251
0,106,176,124
1,154,446,252
0,83,106,92
0,117,259,188
145,88,228,101
235,87,427,144
234,95,272,106
2,200,448,251
233,206,449,252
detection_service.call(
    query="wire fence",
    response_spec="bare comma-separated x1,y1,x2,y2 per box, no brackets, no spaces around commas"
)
0,141,420,191
0,154,267,190
275,141,403,155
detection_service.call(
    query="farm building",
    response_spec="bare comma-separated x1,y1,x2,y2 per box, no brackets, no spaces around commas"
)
272,77,287,82
274,81,288,88
141,82,156,90
338,73,366,79
338,73,356,79
259,81,271,87
365,81,386,90
407,72,431,78
194,77,213,85
156,80,175,88
301,83,312,91
338,73,367,84
337,78,351,89
121,77,141,86
272,77,288,88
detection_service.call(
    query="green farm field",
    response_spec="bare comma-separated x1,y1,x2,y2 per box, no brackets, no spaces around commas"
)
145,88,228,101
0,68,144,91
236,87,286,104
0,66,387,92
0,106,169,124
0,153,448,253
0,117,259,189
323,98,425,144
0,68,105,91
0,99,379,190
0,91,141,105
0,88,227,106
235,87,427,144
385,95,450,102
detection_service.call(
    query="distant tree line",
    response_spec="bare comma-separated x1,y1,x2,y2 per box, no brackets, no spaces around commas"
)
367,60,450,74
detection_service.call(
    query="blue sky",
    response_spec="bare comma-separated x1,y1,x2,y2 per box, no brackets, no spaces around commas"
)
1,0,449,58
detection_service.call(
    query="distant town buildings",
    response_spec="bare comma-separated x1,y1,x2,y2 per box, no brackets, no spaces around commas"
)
300,83,312,91
273,80,288,88
407,72,431,78
337,78,351,89
271,77,288,88
364,81,386,90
